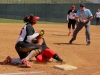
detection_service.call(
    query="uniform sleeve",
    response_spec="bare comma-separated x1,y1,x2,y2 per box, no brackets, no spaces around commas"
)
26,25,35,35
67,10,71,20
76,10,80,17
67,14,69,20
88,9,93,17
26,25,39,43
67,10,71,14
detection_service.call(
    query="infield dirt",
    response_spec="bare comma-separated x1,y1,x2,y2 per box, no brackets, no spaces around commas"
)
0,23,100,75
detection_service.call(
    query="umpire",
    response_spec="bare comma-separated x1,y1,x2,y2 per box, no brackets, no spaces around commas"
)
67,5,77,36
69,3,93,45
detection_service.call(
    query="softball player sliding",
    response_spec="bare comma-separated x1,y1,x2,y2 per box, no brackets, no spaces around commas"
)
3,30,65,68
33,31,65,63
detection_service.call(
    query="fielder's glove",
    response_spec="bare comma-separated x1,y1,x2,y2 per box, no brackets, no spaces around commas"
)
39,30,44,36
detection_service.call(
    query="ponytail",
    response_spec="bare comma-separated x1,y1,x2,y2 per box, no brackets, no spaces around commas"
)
23,15,30,23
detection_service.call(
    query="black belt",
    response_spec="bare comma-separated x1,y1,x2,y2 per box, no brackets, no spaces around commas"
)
69,19,75,20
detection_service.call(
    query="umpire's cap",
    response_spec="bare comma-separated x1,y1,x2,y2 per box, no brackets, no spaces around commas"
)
80,3,85,7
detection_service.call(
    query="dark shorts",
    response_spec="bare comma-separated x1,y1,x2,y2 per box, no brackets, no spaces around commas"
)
15,41,42,59
68,19,76,29
36,48,56,62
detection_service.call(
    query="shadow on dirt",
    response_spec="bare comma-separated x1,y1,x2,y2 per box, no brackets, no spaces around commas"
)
53,43,85,45
52,34,68,36
0,62,3,65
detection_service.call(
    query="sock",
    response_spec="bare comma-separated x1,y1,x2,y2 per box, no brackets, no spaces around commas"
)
11,58,22,64
68,29,71,33
52,54,62,61
25,49,41,61
72,29,75,35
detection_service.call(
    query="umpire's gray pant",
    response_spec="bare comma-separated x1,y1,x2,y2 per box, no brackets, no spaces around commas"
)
72,21,90,43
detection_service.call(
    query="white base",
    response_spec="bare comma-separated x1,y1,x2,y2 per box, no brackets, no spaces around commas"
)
54,64,78,70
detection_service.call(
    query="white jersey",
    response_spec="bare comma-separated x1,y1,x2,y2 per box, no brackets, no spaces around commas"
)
96,12,100,18
17,25,27,42
67,9,77,20
16,24,39,43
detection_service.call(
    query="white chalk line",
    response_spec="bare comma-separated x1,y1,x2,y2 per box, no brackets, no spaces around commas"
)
0,71,45,75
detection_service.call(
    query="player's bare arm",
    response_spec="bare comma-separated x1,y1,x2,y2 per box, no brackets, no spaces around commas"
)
36,38,43,46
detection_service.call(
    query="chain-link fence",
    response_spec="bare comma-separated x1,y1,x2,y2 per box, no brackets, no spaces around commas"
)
0,0,95,4
0,0,100,24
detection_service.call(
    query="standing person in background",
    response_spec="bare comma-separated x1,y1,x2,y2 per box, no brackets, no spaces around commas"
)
69,3,93,45
67,5,77,36
94,9,100,26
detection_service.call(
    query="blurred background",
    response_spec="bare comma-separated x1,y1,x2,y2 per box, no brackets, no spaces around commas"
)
0,0,100,24
0,0,100,4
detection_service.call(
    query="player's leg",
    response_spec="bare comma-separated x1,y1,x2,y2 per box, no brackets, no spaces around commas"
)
36,54,46,62
99,18,100,26
16,41,42,52
15,48,31,68
68,19,72,36
3,55,24,65
36,48,55,62
15,46,28,59
41,48,64,63
15,41,42,60
72,20,76,35
96,18,99,26
52,54,64,63
85,24,90,45
69,22,84,43
15,42,42,68
3,43,27,65
25,49,42,61
43,48,56,59
21,48,42,68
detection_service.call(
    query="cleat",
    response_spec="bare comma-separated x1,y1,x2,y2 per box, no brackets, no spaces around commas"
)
86,41,91,46
58,59,66,64
56,59,66,64
61,60,66,64
22,58,31,68
69,38,74,44
3,56,11,65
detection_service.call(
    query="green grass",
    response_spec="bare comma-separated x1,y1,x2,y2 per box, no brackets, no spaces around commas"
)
0,18,23,23
0,18,66,24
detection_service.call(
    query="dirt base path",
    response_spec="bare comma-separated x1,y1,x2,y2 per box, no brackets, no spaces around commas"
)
0,23,100,75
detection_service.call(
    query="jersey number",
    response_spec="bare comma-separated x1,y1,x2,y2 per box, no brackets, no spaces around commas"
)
19,27,24,35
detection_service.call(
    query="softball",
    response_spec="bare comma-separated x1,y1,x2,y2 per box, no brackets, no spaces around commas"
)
40,30,44,35
40,31,44,35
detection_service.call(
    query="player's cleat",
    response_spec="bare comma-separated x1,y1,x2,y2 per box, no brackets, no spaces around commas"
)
68,32,71,36
61,60,66,64
3,56,11,65
58,59,66,64
86,41,91,46
22,58,31,68
69,38,74,44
